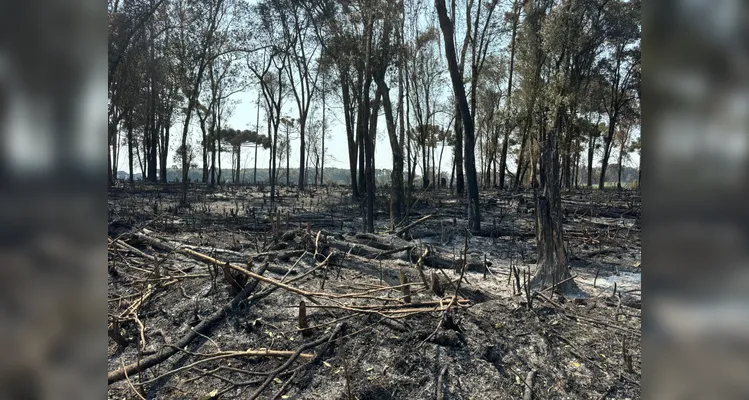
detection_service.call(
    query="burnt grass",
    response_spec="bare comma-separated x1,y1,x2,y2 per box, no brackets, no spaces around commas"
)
108,183,641,399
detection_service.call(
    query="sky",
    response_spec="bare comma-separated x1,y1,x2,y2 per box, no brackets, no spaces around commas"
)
114,85,641,180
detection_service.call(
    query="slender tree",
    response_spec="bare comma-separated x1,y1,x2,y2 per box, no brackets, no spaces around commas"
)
435,0,481,231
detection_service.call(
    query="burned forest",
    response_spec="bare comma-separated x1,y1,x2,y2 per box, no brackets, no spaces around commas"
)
109,0,641,398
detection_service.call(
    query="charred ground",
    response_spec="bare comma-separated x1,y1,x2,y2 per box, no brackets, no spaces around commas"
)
108,184,641,399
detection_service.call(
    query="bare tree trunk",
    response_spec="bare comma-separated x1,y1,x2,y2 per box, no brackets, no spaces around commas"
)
375,74,404,228
454,105,465,195
437,137,446,189
267,116,272,185
587,134,596,188
321,90,326,185
147,38,158,183
285,124,290,186
531,107,577,293
298,119,305,189
573,134,581,189
436,0,480,231
236,144,241,184
127,111,134,186
253,143,258,184
599,113,617,189
365,92,380,233
198,111,209,183
617,144,624,190
421,131,428,188
514,125,529,190
108,118,115,186
341,70,359,196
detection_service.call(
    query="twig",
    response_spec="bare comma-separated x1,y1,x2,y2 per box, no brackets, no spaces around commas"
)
415,247,431,290
121,359,146,400
248,323,345,400
134,348,315,386
395,214,434,237
538,274,578,294
436,366,448,400
523,369,537,400
107,264,268,384
271,371,298,400
420,230,469,346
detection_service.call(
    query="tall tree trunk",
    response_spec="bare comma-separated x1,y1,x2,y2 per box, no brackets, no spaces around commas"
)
210,142,216,186
599,113,617,189
253,143,259,184
181,81,206,204
562,114,574,190
285,124,290,186
431,140,436,188
375,75,404,227
341,71,359,196
267,114,272,185
513,122,529,190
136,145,145,182
209,102,217,187
127,111,134,185
587,134,596,188
365,92,380,233
108,120,115,186
358,127,365,195
159,106,172,183
298,119,306,189
236,144,241,184
453,105,465,195
531,107,577,292
421,130,428,188
617,132,628,190
573,134,581,189
617,147,624,190
403,47,413,209
199,113,209,183
321,90,326,186
109,107,122,185
437,137,446,189
436,0,480,231
217,123,222,185
147,47,158,183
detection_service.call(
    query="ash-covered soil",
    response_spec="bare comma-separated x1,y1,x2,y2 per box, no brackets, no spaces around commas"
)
108,184,640,399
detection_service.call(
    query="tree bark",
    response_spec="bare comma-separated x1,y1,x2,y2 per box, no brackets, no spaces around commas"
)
340,70,359,196
599,113,617,189
285,123,290,186
365,91,380,233
375,75,404,228
127,111,134,185
436,0,480,231
453,105,465,195
587,133,596,188
321,90,326,186
531,108,577,293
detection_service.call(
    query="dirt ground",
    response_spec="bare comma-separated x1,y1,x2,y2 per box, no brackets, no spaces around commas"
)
107,184,641,400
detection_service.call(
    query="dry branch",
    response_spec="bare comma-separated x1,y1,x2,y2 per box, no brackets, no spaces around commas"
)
247,323,346,400
395,214,433,237
523,369,537,400
108,264,268,384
